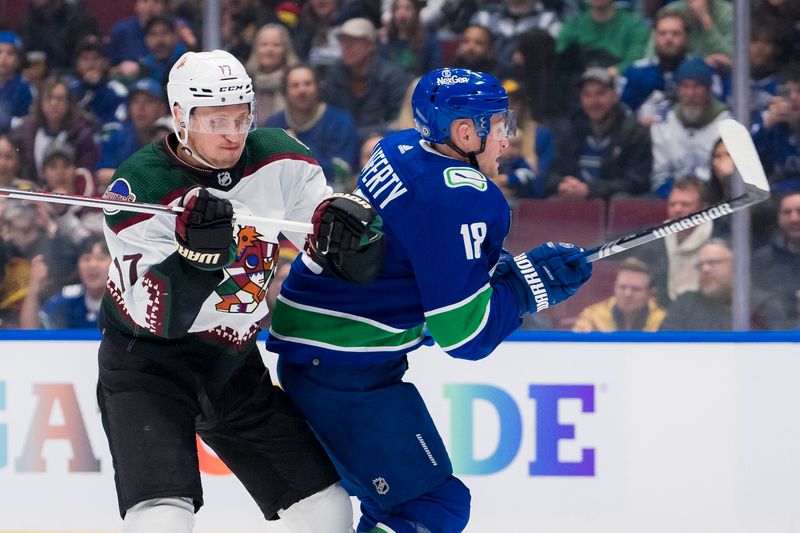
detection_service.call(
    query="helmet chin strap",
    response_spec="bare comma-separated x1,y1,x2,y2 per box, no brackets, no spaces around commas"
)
445,136,486,172
175,128,222,169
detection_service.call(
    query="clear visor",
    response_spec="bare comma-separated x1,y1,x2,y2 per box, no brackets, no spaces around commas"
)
485,110,516,141
186,106,256,135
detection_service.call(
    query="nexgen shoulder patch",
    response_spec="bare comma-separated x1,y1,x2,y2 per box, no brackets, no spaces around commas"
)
443,167,487,191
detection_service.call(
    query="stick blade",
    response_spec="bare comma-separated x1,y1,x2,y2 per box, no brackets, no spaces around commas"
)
719,118,770,194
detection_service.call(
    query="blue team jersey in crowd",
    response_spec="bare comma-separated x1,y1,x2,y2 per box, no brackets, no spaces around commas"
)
268,128,525,365
41,285,100,329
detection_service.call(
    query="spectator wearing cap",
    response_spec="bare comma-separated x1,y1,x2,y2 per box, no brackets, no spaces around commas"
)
323,17,411,139
556,0,650,74
494,78,553,201
379,0,442,77
0,32,33,135
11,77,99,184
19,0,99,75
265,65,359,191
650,57,730,197
69,37,129,125
139,16,188,88
96,78,167,188
452,25,499,77
547,66,652,201
469,0,561,75
751,64,800,192
752,190,800,325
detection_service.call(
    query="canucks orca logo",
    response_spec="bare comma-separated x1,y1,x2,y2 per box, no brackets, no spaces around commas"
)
102,179,137,215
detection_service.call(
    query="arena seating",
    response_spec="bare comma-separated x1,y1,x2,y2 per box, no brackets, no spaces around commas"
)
504,198,607,256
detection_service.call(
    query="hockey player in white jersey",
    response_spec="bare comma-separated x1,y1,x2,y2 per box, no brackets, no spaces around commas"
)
96,50,358,533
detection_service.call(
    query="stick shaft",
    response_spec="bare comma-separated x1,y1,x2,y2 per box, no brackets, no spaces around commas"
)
573,185,769,263
0,186,313,234
568,118,771,264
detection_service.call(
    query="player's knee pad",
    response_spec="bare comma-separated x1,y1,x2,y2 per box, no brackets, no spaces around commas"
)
123,497,195,533
278,482,354,533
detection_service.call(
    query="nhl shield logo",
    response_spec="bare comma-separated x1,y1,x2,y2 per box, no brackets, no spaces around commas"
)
372,477,389,495
217,171,232,187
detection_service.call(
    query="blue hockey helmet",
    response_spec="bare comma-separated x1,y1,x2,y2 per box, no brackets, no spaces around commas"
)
411,68,511,144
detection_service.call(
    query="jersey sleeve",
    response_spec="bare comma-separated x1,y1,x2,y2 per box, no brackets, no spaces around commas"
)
278,153,332,250
253,128,332,250
102,167,222,339
391,184,522,361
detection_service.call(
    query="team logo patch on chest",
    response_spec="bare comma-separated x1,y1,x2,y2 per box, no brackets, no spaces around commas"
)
215,226,279,313
444,167,487,191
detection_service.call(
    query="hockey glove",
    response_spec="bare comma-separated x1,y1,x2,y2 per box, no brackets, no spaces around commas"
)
492,242,592,315
175,187,235,270
306,192,385,285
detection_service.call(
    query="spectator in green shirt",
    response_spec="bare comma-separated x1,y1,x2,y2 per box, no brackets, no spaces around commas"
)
651,0,733,66
556,0,651,74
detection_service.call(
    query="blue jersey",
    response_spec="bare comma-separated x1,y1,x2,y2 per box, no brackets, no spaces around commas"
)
41,285,99,329
268,128,524,365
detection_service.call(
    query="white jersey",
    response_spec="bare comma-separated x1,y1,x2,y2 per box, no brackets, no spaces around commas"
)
100,129,329,367
650,106,731,192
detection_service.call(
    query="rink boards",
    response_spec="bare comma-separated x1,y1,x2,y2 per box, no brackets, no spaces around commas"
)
0,331,799,533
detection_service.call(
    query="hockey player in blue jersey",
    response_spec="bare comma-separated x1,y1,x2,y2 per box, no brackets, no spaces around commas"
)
267,68,593,532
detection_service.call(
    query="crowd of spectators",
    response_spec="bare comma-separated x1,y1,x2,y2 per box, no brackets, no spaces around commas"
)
0,0,798,331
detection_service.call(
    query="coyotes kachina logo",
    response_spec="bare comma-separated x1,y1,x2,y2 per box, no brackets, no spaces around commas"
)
215,226,278,313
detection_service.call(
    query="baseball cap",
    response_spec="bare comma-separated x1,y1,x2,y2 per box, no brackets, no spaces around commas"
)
675,58,713,88
579,66,615,89
336,18,377,42
0,31,22,53
130,78,163,100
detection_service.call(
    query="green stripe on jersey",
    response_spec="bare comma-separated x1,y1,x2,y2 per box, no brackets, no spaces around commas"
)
424,284,492,350
270,296,425,351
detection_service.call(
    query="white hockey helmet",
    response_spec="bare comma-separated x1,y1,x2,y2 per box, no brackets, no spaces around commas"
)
167,50,255,143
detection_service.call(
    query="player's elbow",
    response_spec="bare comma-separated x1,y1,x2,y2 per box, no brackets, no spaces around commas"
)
445,341,496,361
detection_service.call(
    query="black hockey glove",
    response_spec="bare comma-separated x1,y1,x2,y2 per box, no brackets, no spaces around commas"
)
175,187,235,270
307,192,385,285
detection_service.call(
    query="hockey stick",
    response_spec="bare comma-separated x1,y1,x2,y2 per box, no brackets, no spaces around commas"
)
568,118,771,264
0,186,314,234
